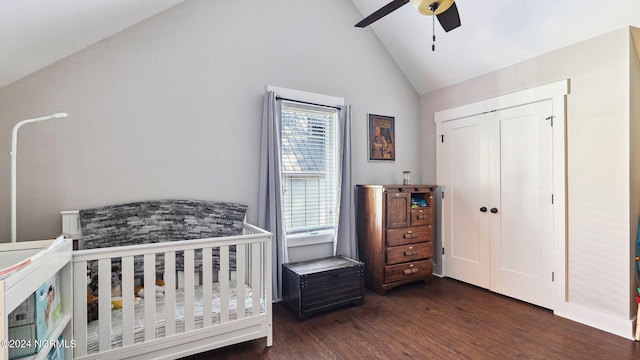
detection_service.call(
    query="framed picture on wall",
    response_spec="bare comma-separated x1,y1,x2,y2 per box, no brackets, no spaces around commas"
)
368,114,395,161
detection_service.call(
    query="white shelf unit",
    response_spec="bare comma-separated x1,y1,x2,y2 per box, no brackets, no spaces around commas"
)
0,239,73,360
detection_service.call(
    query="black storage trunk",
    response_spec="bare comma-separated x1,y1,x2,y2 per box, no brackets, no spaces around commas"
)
282,256,365,321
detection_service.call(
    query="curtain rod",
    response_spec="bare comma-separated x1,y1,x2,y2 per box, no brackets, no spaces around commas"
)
276,96,342,111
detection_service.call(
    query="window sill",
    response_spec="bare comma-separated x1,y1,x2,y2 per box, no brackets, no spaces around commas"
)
287,229,335,248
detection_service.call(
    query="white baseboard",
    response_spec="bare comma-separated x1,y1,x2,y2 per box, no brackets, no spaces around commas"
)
554,302,636,340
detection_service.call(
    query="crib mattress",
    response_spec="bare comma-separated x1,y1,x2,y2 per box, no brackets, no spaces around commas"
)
86,282,261,354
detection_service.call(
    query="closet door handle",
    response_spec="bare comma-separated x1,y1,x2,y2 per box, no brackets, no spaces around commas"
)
480,207,487,212
490,207,499,214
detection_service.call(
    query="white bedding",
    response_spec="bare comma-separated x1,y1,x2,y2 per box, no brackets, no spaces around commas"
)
86,282,260,354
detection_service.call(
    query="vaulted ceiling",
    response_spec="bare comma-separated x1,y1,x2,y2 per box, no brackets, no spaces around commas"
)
0,0,186,88
351,0,640,94
2,0,640,94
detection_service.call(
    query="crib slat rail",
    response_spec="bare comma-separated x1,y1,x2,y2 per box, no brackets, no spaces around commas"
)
236,244,246,320
97,259,111,351
220,245,230,323
184,249,195,332
202,247,213,328
72,260,88,358
71,223,272,360
121,256,135,347
164,251,176,337
143,253,156,342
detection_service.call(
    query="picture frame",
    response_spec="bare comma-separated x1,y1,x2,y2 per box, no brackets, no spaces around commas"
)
368,114,395,161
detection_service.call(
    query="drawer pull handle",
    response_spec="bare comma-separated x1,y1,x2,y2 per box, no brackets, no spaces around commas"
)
404,250,416,256
417,215,425,220
403,232,415,239
403,267,419,275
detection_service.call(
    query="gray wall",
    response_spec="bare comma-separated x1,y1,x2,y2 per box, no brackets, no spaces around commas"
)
0,0,422,242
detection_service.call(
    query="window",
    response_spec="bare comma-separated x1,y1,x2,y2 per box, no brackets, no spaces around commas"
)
280,101,339,235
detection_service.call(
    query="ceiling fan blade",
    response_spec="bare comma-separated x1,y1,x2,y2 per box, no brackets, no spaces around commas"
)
355,0,410,28
436,1,461,32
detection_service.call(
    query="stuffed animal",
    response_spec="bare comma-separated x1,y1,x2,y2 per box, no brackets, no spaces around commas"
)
111,296,141,309
86,264,140,311
109,266,142,309
135,279,166,298
111,265,122,297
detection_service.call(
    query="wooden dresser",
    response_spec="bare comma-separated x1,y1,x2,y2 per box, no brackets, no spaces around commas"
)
356,185,436,294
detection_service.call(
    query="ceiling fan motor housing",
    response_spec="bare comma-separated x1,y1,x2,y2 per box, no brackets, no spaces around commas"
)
355,0,460,32
410,0,454,15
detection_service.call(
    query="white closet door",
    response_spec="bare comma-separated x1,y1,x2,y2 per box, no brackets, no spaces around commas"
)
490,100,553,309
442,114,491,288
442,100,554,309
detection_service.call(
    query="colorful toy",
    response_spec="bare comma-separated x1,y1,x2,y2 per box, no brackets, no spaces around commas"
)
636,287,640,341
635,288,640,341
134,279,166,299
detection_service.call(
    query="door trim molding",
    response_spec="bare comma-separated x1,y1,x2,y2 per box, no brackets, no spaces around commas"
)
434,79,569,312
434,79,569,123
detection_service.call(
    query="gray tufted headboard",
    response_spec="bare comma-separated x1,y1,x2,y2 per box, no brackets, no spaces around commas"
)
78,200,247,278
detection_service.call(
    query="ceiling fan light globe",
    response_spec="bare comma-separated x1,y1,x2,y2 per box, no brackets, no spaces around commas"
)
409,0,454,15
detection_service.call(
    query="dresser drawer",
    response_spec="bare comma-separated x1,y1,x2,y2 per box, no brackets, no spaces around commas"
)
410,208,432,226
386,242,432,265
384,260,432,283
386,226,432,246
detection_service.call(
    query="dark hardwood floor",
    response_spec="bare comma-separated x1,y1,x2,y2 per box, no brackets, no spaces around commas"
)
184,277,640,359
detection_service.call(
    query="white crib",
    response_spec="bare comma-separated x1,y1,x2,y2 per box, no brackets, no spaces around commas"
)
65,210,272,360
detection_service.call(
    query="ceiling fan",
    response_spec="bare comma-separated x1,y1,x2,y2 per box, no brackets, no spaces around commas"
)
355,0,461,49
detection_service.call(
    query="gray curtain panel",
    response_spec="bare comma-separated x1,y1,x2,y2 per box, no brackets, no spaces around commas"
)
335,105,357,260
258,91,288,301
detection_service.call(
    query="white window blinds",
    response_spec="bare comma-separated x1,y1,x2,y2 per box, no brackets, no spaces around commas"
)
280,101,338,234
